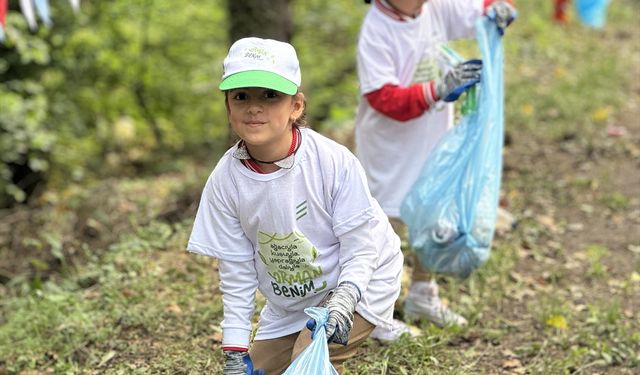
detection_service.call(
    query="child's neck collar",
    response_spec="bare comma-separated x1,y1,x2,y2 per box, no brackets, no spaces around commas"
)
233,127,302,173
376,0,421,21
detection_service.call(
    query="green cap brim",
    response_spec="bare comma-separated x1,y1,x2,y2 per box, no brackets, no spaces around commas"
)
219,70,298,95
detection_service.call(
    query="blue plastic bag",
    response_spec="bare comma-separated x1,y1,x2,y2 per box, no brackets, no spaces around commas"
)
400,18,504,279
282,307,339,375
575,0,610,29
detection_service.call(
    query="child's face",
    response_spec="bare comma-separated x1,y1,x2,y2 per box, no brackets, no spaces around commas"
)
389,0,427,17
226,87,305,149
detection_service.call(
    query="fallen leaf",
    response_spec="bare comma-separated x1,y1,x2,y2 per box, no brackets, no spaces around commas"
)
502,358,523,369
520,104,534,116
546,315,568,330
98,350,117,367
166,303,182,314
580,204,594,214
554,66,567,79
592,106,611,123
509,286,536,302
567,222,584,232
606,125,628,137
509,271,523,283
607,279,625,289
536,215,558,232
574,304,587,312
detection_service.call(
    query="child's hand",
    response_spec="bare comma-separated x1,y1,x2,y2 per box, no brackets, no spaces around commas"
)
222,350,265,375
435,60,483,103
485,0,517,35
314,282,360,345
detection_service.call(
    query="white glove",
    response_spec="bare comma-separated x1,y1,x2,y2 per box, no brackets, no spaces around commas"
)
435,60,483,103
222,350,264,375
486,1,517,34
322,282,360,345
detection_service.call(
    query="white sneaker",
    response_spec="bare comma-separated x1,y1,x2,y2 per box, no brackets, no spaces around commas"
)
403,281,468,328
369,319,419,342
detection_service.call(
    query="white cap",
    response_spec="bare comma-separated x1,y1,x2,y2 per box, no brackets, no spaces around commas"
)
219,37,301,95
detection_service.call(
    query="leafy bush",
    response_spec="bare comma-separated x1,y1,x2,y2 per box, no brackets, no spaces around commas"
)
0,1,228,207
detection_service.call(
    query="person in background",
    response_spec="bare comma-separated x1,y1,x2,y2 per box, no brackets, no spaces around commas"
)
355,0,517,341
554,0,570,23
187,37,403,374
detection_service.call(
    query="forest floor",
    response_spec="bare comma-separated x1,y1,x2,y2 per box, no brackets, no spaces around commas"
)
1,5,639,375
337,54,640,374
1,82,638,374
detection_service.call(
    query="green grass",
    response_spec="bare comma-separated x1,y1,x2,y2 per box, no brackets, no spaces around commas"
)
0,221,224,373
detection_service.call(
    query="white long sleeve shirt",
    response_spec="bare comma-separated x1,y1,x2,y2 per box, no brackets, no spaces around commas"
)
188,128,402,348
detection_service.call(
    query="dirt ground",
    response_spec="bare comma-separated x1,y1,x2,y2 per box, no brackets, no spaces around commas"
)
0,76,638,375
471,81,640,372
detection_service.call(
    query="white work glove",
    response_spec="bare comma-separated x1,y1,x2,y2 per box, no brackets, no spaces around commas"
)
486,0,517,35
435,59,483,103
307,282,361,345
222,350,264,375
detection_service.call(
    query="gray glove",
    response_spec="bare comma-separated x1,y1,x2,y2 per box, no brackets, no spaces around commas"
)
223,350,248,375
223,350,264,375
322,282,360,345
486,1,517,34
435,59,482,103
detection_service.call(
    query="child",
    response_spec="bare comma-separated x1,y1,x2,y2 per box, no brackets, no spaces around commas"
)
187,37,403,374
355,0,516,341
553,0,570,23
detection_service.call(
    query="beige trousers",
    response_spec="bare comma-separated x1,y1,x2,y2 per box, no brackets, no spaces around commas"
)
249,313,375,375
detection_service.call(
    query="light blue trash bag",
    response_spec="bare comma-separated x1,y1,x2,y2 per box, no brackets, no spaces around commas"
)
575,0,610,29
282,307,339,375
400,18,504,279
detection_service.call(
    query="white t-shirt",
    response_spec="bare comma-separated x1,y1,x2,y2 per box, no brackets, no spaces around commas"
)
188,128,402,347
355,0,484,218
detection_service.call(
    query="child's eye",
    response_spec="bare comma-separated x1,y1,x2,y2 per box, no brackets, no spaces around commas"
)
264,90,279,99
232,92,248,100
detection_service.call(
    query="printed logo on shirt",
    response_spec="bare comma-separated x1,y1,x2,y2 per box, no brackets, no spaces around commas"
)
412,57,440,83
296,200,307,220
257,231,328,299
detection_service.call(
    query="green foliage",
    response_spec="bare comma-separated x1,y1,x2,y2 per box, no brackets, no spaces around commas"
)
0,13,55,205
0,0,368,207
292,0,365,131
600,192,630,211
585,244,610,278
0,1,228,206
1,0,638,208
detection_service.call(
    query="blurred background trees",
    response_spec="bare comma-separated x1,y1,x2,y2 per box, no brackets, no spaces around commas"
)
0,0,362,208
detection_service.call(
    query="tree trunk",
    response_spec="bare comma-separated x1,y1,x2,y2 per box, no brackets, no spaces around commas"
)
225,0,293,147
227,0,292,43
